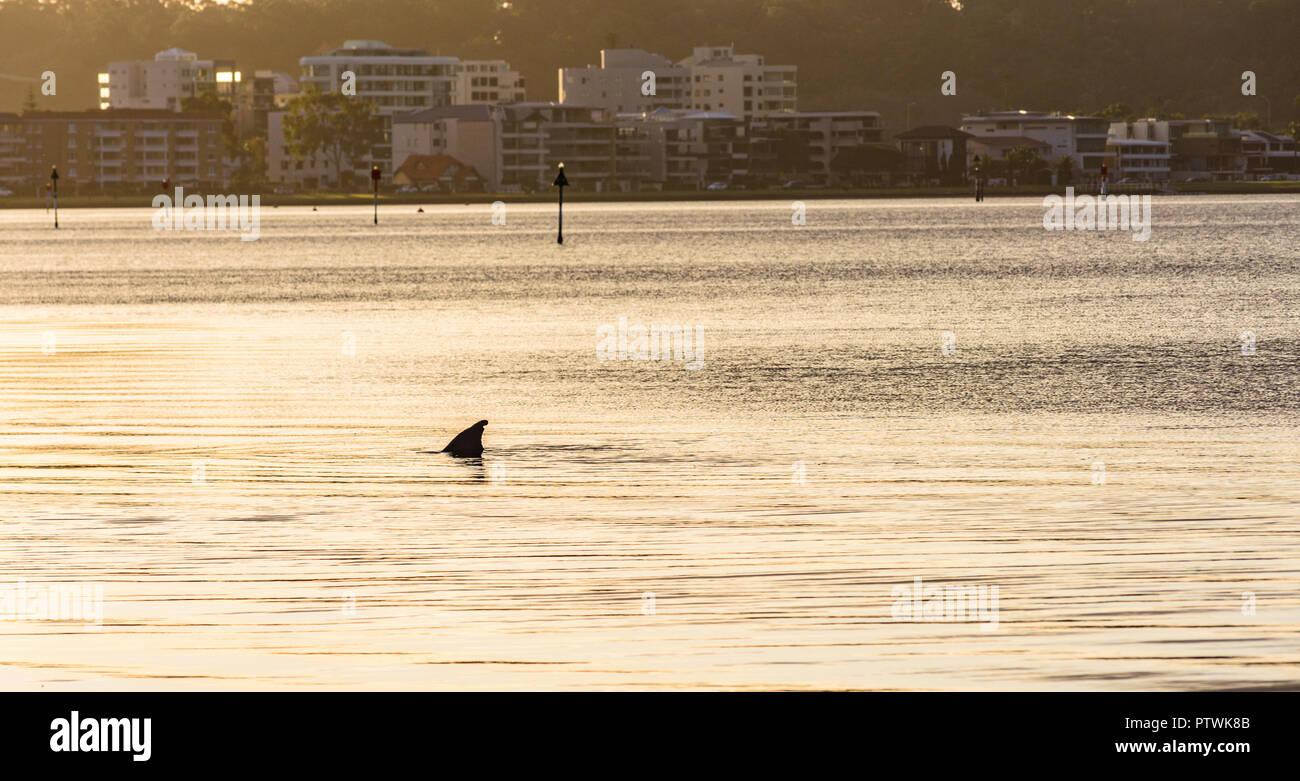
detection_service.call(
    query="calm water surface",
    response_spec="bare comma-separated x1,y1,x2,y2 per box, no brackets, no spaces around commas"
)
0,197,1297,690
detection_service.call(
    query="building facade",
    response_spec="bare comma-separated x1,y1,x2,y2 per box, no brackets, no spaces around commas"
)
559,49,690,116
390,102,617,192
19,110,225,191
98,48,240,112
298,40,461,176
960,110,1109,175
559,45,795,122
682,45,797,119
896,125,973,184
1112,118,1245,181
454,60,526,105
0,113,23,190
751,111,885,186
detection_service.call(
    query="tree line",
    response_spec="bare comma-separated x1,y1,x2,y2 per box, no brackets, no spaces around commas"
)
3,0,1297,133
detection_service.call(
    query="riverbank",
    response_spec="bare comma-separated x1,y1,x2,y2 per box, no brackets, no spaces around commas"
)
3,181,1298,209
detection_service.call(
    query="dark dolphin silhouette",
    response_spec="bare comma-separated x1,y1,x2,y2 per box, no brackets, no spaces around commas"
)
441,420,488,457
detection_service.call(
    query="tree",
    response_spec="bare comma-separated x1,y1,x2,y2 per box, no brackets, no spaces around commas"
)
281,87,383,190
1005,146,1048,186
830,144,903,186
231,136,268,191
181,89,238,156
1055,155,1074,185
1096,102,1133,120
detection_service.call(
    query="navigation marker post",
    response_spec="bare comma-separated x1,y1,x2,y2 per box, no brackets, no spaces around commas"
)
371,165,381,225
553,162,568,244
50,166,59,228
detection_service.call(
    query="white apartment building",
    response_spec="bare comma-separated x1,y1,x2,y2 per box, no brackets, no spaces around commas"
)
682,45,796,119
454,60,526,105
98,48,240,112
299,40,459,112
559,45,795,121
559,49,690,115
297,40,460,176
960,110,1109,175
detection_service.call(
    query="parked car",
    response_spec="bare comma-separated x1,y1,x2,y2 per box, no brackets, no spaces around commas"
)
1257,174,1283,181
781,180,804,189
0,187,14,197
273,186,294,195
1181,175,1212,183
1117,177,1140,184
396,185,419,193
705,181,728,190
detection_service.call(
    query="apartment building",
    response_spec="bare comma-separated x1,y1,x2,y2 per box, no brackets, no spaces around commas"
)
266,110,332,189
751,111,885,186
98,48,240,112
20,110,225,191
236,71,298,139
682,45,797,119
391,102,615,191
559,45,795,121
391,105,500,188
559,49,690,115
1237,129,1297,176
960,110,1109,175
0,113,23,190
298,40,461,174
612,109,748,190
454,60,526,105
1103,138,1173,182
896,125,974,184
1114,118,1244,180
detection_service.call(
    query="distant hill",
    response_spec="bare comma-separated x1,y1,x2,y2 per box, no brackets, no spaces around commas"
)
1,0,1296,130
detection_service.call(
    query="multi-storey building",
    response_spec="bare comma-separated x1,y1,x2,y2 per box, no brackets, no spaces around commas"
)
1103,138,1173,182
390,102,616,191
750,111,885,186
559,49,690,115
391,105,500,187
896,126,975,185
1238,130,1298,176
682,45,796,119
98,48,240,112
298,40,460,176
559,45,795,121
960,110,1109,175
1113,118,1244,180
19,109,225,191
266,110,333,189
454,60,526,105
298,40,459,111
628,109,748,190
236,71,298,139
0,113,24,191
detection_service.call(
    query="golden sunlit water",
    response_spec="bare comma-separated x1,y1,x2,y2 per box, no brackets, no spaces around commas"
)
1,198,1297,690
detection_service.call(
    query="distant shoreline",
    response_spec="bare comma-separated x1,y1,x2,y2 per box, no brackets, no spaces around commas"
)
3,181,1298,209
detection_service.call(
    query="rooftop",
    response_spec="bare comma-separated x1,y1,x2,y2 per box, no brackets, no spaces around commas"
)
896,125,974,140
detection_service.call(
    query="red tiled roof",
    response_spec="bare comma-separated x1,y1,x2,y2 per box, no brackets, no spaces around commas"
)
393,154,481,184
